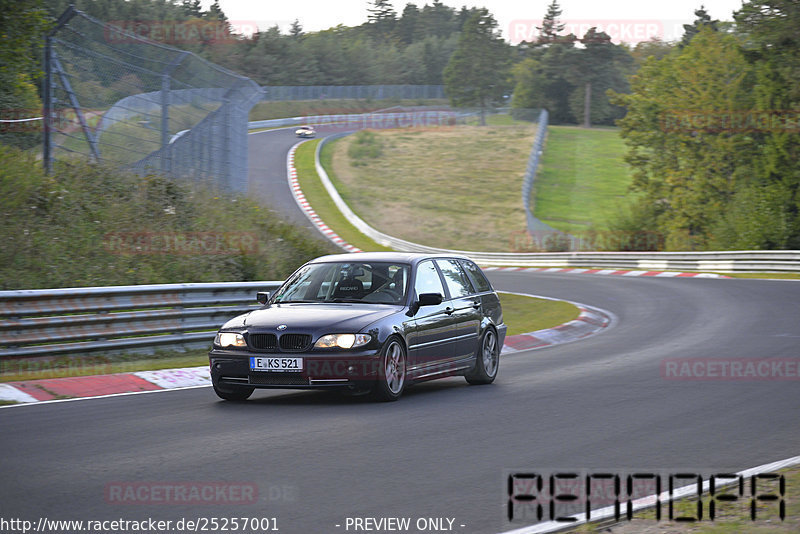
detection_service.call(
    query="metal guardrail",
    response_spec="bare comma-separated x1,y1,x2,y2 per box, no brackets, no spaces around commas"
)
0,282,281,358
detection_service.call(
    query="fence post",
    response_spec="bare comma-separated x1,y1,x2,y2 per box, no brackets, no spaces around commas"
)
43,5,78,174
43,36,53,174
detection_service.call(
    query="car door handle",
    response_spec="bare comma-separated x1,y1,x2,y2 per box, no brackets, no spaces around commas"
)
472,300,481,309
444,307,454,315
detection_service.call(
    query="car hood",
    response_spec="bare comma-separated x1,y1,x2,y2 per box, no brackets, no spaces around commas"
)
221,303,400,333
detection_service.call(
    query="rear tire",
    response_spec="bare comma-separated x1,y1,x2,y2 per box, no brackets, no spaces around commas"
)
371,337,406,402
213,383,254,401
465,328,499,385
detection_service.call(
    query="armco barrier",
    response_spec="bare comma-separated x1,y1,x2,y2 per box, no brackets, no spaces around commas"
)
0,282,281,358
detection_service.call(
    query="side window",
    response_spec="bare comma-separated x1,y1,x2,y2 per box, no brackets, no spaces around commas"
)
435,259,474,298
414,261,445,297
461,260,492,293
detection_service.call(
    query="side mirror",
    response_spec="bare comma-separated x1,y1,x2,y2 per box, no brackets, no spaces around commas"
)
256,291,271,305
418,292,443,306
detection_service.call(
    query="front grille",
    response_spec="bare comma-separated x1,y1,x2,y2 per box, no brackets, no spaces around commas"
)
248,333,277,350
249,372,308,386
279,333,311,351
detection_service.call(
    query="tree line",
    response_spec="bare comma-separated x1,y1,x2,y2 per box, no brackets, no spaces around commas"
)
609,0,800,250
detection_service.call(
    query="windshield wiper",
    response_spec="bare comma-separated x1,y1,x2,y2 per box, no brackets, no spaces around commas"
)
329,298,363,303
275,299,316,304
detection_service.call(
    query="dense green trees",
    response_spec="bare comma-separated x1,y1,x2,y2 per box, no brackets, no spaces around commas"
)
442,9,511,124
611,0,800,250
0,0,51,148
41,0,470,87
509,1,634,126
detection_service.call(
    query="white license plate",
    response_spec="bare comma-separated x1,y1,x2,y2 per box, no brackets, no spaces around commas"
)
250,357,303,372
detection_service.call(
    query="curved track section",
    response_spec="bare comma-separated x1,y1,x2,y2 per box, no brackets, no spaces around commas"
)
1,274,798,533
247,126,356,241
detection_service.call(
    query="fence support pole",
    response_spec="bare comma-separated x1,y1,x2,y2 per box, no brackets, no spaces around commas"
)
43,36,53,174
43,5,78,174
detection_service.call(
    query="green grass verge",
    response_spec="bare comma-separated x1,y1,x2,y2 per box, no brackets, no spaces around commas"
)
720,272,800,280
533,125,633,234
499,292,580,335
294,139,392,252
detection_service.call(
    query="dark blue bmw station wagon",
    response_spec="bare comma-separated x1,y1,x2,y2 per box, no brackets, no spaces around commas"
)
209,252,506,401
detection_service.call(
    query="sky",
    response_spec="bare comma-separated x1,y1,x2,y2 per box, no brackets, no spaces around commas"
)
202,0,747,44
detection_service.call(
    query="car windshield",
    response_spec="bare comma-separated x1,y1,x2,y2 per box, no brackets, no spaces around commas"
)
272,262,409,305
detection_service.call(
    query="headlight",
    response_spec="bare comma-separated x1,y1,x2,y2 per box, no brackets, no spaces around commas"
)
215,332,246,348
314,333,371,349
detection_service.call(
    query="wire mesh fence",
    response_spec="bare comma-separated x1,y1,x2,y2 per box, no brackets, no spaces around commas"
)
44,7,262,193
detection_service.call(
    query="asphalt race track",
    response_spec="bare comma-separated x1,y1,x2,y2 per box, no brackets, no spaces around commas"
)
2,132,799,534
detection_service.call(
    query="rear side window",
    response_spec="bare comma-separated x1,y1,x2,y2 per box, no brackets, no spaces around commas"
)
435,259,474,298
414,260,445,297
460,260,492,293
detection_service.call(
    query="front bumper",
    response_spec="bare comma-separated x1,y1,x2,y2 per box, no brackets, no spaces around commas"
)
209,348,382,390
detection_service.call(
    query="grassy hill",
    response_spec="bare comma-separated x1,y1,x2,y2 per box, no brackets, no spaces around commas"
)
324,122,537,252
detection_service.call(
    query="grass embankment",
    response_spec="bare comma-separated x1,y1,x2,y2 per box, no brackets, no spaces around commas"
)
0,145,335,290
570,465,800,533
532,125,633,235
325,123,536,251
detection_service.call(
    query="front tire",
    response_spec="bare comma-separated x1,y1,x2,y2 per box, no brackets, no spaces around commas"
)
213,383,254,401
372,337,406,401
465,328,499,385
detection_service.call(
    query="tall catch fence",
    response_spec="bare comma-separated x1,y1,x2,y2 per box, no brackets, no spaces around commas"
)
44,6,262,192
